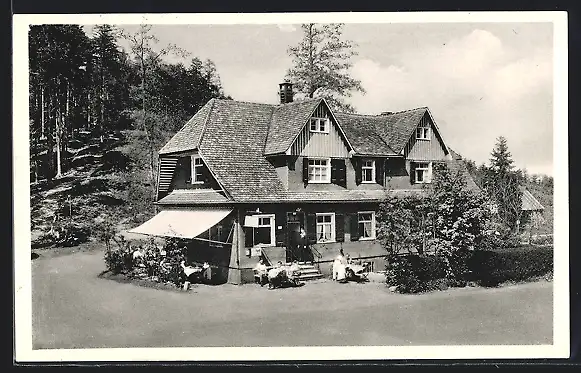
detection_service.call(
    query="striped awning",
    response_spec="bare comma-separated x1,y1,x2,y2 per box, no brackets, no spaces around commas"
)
128,208,232,239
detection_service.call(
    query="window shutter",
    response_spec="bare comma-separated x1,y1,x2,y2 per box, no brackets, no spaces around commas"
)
335,213,345,242
302,157,309,184
331,159,338,184
330,159,346,187
409,161,416,184
376,159,384,186
275,211,286,247
349,213,360,241
354,158,362,185
306,213,317,244
427,162,433,183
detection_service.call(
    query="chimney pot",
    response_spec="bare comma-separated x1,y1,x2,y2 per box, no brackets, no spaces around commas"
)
279,81,294,104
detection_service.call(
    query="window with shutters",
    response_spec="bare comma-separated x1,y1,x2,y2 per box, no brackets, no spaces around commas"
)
190,155,205,184
308,158,331,183
361,159,376,183
309,117,330,133
358,212,376,240
413,162,432,184
316,213,335,243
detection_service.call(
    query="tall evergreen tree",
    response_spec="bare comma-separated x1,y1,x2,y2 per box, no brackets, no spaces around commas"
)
286,23,365,113
489,136,514,175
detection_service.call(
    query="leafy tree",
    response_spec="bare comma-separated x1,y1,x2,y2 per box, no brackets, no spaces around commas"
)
122,24,190,197
286,23,365,112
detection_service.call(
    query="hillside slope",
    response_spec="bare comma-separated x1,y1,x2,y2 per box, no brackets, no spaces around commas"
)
30,130,158,250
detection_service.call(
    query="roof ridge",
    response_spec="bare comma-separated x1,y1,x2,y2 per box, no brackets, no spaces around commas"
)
274,97,322,108
198,98,215,147
212,97,277,107
336,106,429,117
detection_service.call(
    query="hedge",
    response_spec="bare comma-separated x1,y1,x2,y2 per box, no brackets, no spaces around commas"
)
468,245,553,287
386,245,553,293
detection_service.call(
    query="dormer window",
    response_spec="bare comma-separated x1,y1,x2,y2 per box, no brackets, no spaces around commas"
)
310,117,330,134
190,155,205,184
308,158,331,183
361,159,376,183
416,126,430,140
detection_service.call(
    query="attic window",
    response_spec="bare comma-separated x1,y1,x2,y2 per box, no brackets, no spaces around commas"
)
361,159,376,183
310,118,330,134
190,155,205,184
308,158,331,183
416,126,430,140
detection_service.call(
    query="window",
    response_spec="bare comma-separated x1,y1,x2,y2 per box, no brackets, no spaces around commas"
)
361,159,376,183
190,155,204,184
358,212,376,240
253,214,275,246
316,213,335,243
414,162,432,184
416,126,430,140
308,158,331,183
310,118,330,133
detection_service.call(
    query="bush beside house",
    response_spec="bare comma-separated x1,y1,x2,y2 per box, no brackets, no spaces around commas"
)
380,163,553,294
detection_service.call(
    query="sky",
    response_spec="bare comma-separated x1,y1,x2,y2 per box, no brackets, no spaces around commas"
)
95,22,554,176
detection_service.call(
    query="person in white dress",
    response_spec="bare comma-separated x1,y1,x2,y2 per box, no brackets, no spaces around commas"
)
334,249,348,282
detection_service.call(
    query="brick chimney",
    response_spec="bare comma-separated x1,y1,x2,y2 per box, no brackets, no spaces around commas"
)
279,81,294,104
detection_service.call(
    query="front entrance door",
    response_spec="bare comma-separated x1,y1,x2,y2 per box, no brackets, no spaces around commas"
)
286,212,312,262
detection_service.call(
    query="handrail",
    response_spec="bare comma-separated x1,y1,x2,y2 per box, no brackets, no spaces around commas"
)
260,247,273,267
309,244,323,270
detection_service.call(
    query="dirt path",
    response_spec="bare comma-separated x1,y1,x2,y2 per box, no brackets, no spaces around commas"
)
31,249,553,349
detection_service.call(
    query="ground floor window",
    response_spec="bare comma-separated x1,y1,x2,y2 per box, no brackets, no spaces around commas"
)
250,214,275,246
358,211,376,240
413,162,432,183
316,213,335,243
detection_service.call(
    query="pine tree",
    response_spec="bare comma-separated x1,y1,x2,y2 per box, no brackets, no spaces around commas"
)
286,23,365,113
489,136,514,175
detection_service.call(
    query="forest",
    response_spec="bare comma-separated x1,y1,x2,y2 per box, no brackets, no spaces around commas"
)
29,24,231,248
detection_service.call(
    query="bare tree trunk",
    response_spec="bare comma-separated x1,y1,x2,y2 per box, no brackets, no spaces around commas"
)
40,85,45,140
55,106,62,178
87,92,91,129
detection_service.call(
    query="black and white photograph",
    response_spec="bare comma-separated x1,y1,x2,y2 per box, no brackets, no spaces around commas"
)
13,12,569,362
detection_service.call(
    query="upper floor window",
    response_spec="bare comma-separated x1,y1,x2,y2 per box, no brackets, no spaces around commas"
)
308,158,331,183
414,162,432,183
190,155,205,184
310,117,330,134
316,213,335,243
416,126,430,140
361,159,376,183
358,212,376,240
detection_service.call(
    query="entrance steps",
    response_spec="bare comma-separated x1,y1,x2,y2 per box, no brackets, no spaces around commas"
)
296,262,324,281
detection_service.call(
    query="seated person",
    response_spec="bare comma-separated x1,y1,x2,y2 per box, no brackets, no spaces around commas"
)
267,261,286,289
254,259,268,286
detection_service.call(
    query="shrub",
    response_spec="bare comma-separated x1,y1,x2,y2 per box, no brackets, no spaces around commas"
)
386,254,450,294
103,237,188,287
468,245,553,286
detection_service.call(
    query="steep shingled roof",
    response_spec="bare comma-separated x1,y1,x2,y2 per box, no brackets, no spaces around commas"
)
335,108,429,155
264,98,323,155
522,189,545,211
334,113,396,155
158,100,213,155
197,99,287,202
